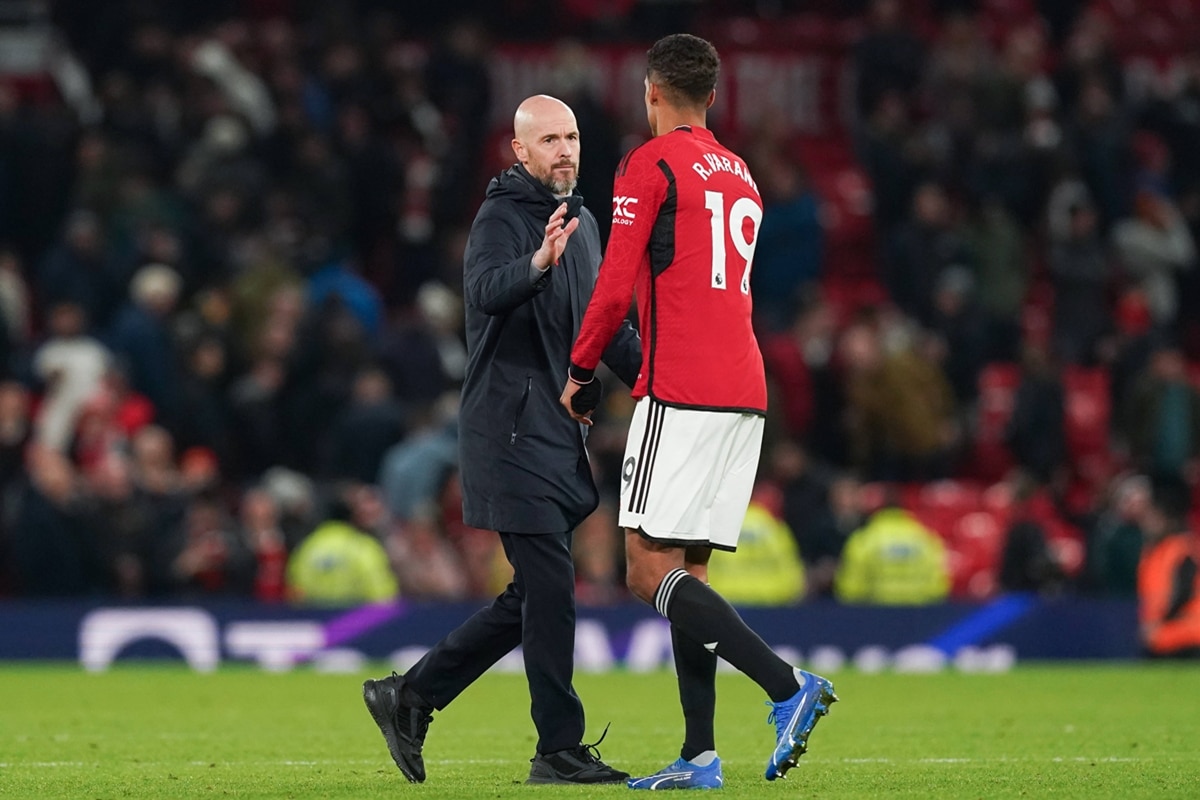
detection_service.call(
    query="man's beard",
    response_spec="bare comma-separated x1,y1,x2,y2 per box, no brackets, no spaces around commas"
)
540,163,578,195
548,175,577,195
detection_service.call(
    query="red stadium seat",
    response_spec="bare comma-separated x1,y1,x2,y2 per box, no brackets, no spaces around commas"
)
798,136,878,282
900,481,1004,599
951,511,1005,599
820,276,888,325
981,481,1015,521
778,15,842,51
1063,366,1110,460
968,363,1020,482
1021,492,1087,578
915,481,983,539
1060,367,1113,513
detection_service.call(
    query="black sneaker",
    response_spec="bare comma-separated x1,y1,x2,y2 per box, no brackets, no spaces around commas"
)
526,728,629,785
362,672,434,783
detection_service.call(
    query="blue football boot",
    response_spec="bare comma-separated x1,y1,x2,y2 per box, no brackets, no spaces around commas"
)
628,756,724,790
764,668,838,780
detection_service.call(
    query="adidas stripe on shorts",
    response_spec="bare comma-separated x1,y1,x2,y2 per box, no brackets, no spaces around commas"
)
618,397,764,551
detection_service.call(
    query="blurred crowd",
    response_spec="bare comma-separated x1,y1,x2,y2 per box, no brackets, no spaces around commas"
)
0,1,1198,637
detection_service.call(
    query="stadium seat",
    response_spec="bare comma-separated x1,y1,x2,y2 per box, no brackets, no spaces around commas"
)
981,481,1014,521
1061,367,1113,514
899,480,1007,599
1021,492,1087,578
800,136,878,284
1063,367,1110,459
778,15,842,51
979,0,1040,44
821,276,888,326
915,480,983,541
969,363,1019,482
950,511,1005,600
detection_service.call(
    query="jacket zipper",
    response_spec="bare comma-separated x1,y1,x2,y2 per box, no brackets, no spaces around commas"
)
510,377,532,444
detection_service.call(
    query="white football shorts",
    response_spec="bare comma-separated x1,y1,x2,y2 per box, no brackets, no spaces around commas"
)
617,396,764,551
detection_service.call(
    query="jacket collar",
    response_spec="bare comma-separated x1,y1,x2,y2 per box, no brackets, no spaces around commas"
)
497,163,582,208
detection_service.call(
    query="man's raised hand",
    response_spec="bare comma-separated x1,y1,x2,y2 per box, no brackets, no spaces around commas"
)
532,202,580,270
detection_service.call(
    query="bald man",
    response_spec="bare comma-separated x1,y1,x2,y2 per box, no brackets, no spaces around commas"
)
362,95,641,785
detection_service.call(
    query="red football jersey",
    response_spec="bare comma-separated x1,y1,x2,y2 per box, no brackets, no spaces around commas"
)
571,126,767,413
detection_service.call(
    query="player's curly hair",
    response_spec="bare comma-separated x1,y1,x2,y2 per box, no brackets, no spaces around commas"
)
646,34,720,107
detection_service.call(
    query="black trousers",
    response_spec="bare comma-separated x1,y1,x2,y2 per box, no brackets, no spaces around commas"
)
404,530,584,754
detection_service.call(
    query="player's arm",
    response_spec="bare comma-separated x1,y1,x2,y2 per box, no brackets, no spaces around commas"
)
561,160,661,421
574,205,641,389
562,317,640,422
464,203,578,316
569,159,662,383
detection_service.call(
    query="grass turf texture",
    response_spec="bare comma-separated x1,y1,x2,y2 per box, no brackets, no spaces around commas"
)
1,663,1197,798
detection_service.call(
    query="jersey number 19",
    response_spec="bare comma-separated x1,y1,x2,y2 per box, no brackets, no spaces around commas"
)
705,190,762,295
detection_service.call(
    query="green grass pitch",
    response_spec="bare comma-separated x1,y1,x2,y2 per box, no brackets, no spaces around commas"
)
1,663,1197,798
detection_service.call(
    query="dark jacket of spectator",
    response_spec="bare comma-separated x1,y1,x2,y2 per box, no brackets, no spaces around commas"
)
1121,346,1200,482
11,458,98,596
106,265,184,425
750,163,824,332
36,211,125,329
1006,349,1068,483
999,518,1062,593
326,370,406,483
886,183,969,326
1048,203,1110,364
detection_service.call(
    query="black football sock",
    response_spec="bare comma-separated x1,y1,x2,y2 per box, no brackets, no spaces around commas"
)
655,569,798,703
672,622,716,761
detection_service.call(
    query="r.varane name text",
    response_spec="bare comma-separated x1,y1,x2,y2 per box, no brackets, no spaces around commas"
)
691,153,757,191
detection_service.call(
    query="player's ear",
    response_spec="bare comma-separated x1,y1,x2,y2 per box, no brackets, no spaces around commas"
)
705,89,716,110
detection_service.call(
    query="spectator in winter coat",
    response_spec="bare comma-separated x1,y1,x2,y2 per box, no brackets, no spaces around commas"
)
1120,340,1200,484
1047,187,1110,364
1113,188,1196,329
